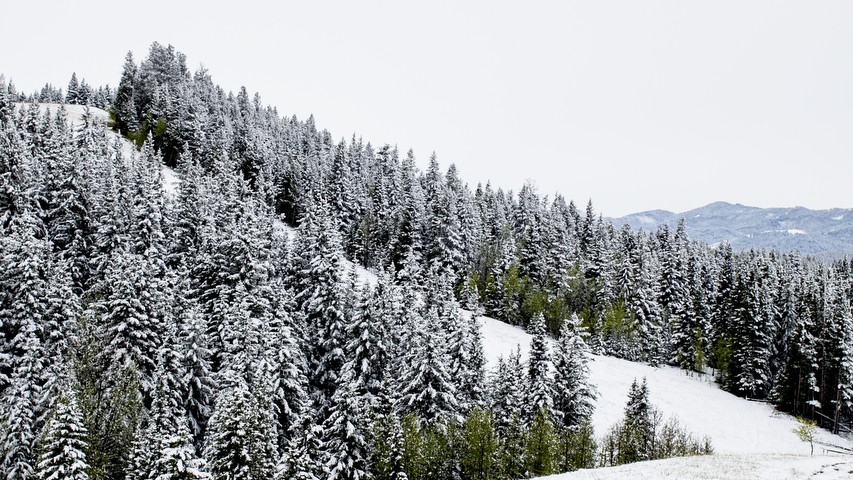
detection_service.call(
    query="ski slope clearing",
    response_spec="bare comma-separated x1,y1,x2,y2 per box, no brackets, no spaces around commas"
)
477,315,853,456
538,453,853,480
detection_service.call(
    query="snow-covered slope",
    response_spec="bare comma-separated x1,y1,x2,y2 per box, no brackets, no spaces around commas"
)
539,453,853,480
17,102,181,195
269,230,848,457
477,315,852,456
262,227,850,457
480,316,853,477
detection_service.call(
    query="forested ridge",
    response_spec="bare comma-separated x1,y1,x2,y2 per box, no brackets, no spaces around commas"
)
0,42,850,480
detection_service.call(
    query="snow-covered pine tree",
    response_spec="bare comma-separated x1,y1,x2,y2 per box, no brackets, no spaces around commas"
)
113,52,139,135
391,149,425,272
265,296,309,450
323,382,370,480
204,382,268,480
489,347,525,435
151,417,209,480
278,415,326,480
620,377,653,463
732,256,777,399
65,73,80,105
395,306,459,424
515,182,545,285
0,228,50,480
97,248,161,393
345,279,392,416
552,313,597,430
462,304,487,411
180,305,213,448
526,312,554,421
292,201,351,414
35,389,89,480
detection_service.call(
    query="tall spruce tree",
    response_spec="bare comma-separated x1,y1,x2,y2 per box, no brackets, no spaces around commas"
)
552,313,597,430
35,389,89,480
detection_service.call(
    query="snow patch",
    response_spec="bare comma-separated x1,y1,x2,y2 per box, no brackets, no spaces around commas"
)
537,453,853,480
637,215,656,225
162,166,180,196
833,215,844,221
14,102,110,129
788,229,807,235
272,220,378,287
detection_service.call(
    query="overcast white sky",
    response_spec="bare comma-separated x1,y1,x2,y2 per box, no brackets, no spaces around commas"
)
2,1,851,217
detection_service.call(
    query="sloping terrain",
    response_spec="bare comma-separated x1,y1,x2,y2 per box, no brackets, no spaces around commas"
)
478,316,853,478
272,210,852,457
478,316,851,455
538,453,853,480
49,101,851,476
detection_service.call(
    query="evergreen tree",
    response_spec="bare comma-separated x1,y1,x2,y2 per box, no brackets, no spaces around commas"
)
497,416,525,480
524,408,557,477
620,378,653,463
113,52,139,135
489,348,524,435
396,307,459,423
152,417,209,480
344,281,392,415
65,73,80,105
292,201,350,413
369,413,406,480
204,382,273,480
180,305,213,448
526,313,554,420
35,390,89,480
279,415,326,480
323,383,370,480
552,313,597,430
460,408,497,480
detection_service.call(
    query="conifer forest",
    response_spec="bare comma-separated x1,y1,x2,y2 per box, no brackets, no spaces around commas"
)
0,42,851,480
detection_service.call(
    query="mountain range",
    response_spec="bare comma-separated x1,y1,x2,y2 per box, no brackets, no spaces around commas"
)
612,202,853,258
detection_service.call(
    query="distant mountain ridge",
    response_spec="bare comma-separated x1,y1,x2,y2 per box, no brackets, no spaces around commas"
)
612,202,853,258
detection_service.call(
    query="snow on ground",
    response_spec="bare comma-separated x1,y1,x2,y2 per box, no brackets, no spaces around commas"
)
15,102,111,128
267,230,850,457
538,453,853,480
161,165,180,195
18,102,180,195
272,220,378,287
477,315,852,456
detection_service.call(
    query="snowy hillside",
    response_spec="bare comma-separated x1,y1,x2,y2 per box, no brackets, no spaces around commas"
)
17,102,181,193
42,101,852,477
269,219,851,458
269,232,852,457
477,315,852,456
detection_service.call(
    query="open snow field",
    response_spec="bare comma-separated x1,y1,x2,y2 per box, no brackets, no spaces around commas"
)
478,315,852,455
538,454,853,480
478,315,853,478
